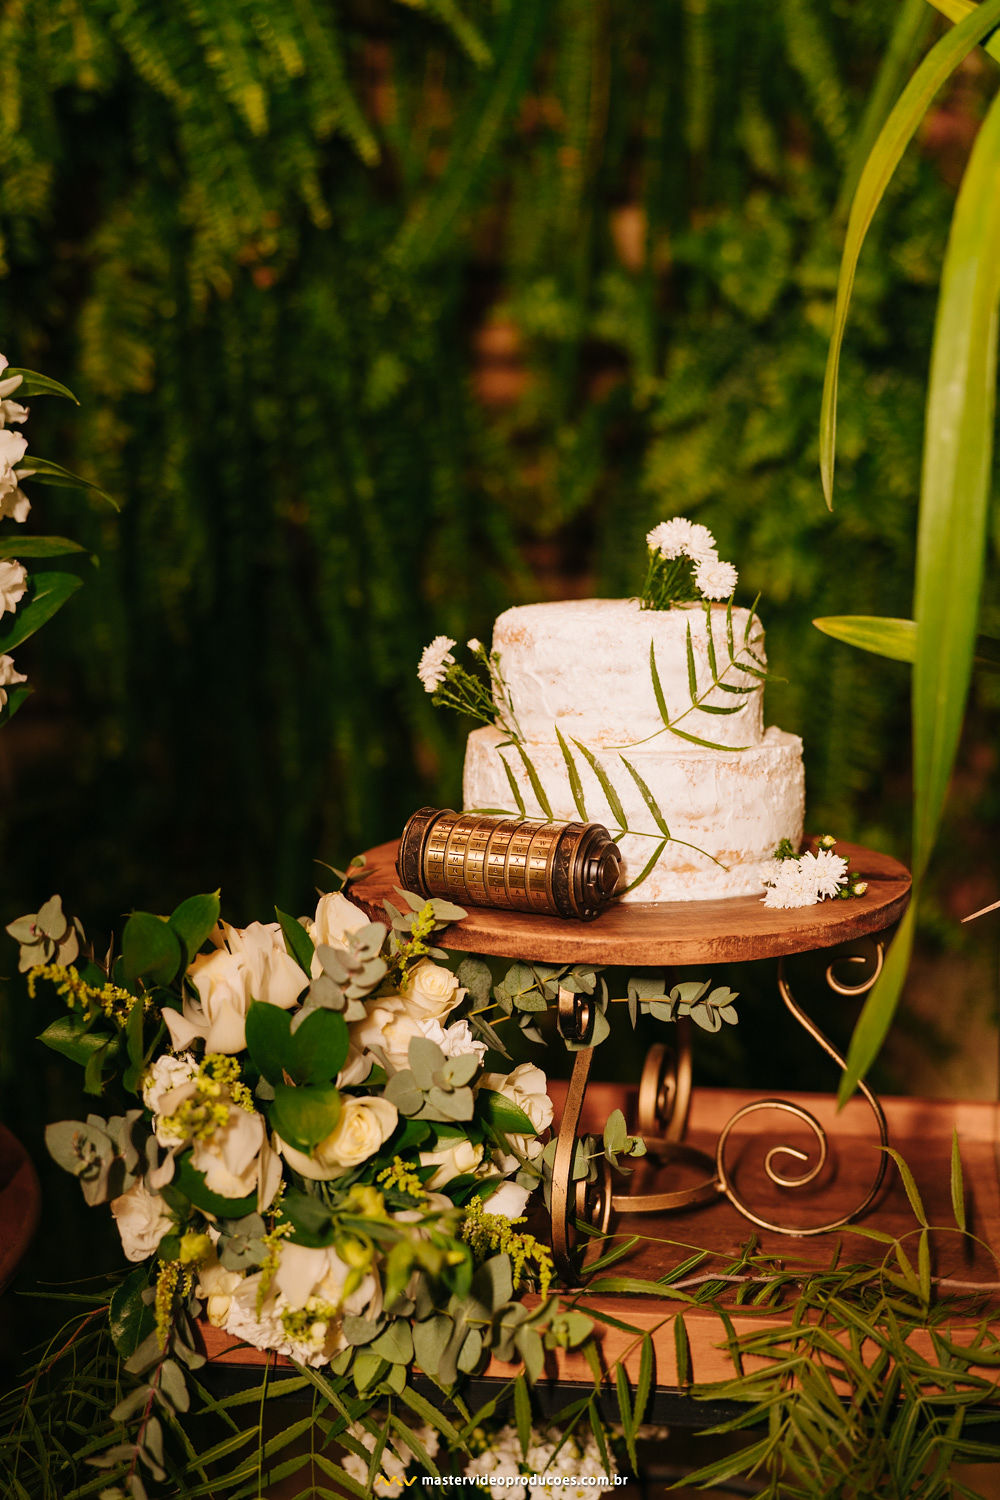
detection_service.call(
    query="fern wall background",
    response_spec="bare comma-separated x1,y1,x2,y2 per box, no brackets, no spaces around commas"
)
0,0,996,1109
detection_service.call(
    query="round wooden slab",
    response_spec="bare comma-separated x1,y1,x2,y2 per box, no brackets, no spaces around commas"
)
350,839,911,966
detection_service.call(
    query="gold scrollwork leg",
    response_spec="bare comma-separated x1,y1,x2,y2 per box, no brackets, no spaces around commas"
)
611,1021,721,1213
550,987,612,1284
715,940,890,1236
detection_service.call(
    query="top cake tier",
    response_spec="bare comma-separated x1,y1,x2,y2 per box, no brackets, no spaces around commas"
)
492,598,766,749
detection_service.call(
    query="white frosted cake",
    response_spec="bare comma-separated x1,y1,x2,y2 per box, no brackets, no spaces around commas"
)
461,598,804,902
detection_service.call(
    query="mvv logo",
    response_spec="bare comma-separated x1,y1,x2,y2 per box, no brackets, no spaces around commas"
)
374,1476,418,1488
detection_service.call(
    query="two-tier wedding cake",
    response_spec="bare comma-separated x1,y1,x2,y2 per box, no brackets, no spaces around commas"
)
461,597,804,902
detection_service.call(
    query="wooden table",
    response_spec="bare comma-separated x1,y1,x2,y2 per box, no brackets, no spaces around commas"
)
201,1084,1000,1409
353,838,912,1277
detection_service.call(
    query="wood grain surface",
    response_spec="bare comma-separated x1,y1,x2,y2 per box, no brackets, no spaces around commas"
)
350,838,911,964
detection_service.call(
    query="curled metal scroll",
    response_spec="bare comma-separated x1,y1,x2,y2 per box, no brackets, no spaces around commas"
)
638,1028,693,1145
715,941,890,1236
551,987,606,1282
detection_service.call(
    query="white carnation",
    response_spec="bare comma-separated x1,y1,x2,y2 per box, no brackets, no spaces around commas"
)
417,634,456,692
646,516,717,561
466,637,483,653
142,1052,199,1117
695,554,739,600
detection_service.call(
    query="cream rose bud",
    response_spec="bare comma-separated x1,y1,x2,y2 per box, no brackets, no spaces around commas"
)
190,1104,268,1199
402,959,465,1021
309,891,369,953
110,1180,174,1262
276,1096,397,1180
481,1180,532,1219
419,1137,483,1189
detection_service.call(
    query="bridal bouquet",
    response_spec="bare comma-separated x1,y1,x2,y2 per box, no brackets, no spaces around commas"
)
19,883,568,1402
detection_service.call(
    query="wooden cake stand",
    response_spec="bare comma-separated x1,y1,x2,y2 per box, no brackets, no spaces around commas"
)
354,840,911,1281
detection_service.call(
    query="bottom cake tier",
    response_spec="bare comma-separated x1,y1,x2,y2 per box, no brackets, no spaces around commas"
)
462,724,805,902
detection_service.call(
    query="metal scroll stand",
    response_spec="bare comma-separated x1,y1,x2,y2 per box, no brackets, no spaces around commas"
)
550,942,893,1282
353,838,912,1287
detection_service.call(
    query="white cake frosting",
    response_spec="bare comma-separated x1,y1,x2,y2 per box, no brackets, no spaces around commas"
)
462,598,805,903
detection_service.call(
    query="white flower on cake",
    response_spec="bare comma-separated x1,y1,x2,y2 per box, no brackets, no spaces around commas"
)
417,633,456,692
0,654,26,709
110,1180,174,1262
646,516,717,561
402,957,465,1021
276,1095,397,1179
164,919,305,1054
694,554,739,599
0,559,27,618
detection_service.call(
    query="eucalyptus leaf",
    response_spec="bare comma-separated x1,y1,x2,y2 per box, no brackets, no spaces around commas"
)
121,912,182,987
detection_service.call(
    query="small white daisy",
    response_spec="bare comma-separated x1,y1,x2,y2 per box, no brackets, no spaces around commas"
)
417,634,456,693
467,637,483,653
695,554,739,600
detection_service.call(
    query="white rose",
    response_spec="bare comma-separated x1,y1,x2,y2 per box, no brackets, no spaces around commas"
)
352,1001,485,1075
418,1137,483,1188
110,1180,173,1262
480,1180,532,1220
0,559,27,618
276,1096,397,1180
480,1062,553,1133
164,919,305,1054
196,1258,244,1326
307,892,370,979
480,1062,553,1175
311,891,370,948
402,959,464,1021
190,1104,267,1200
